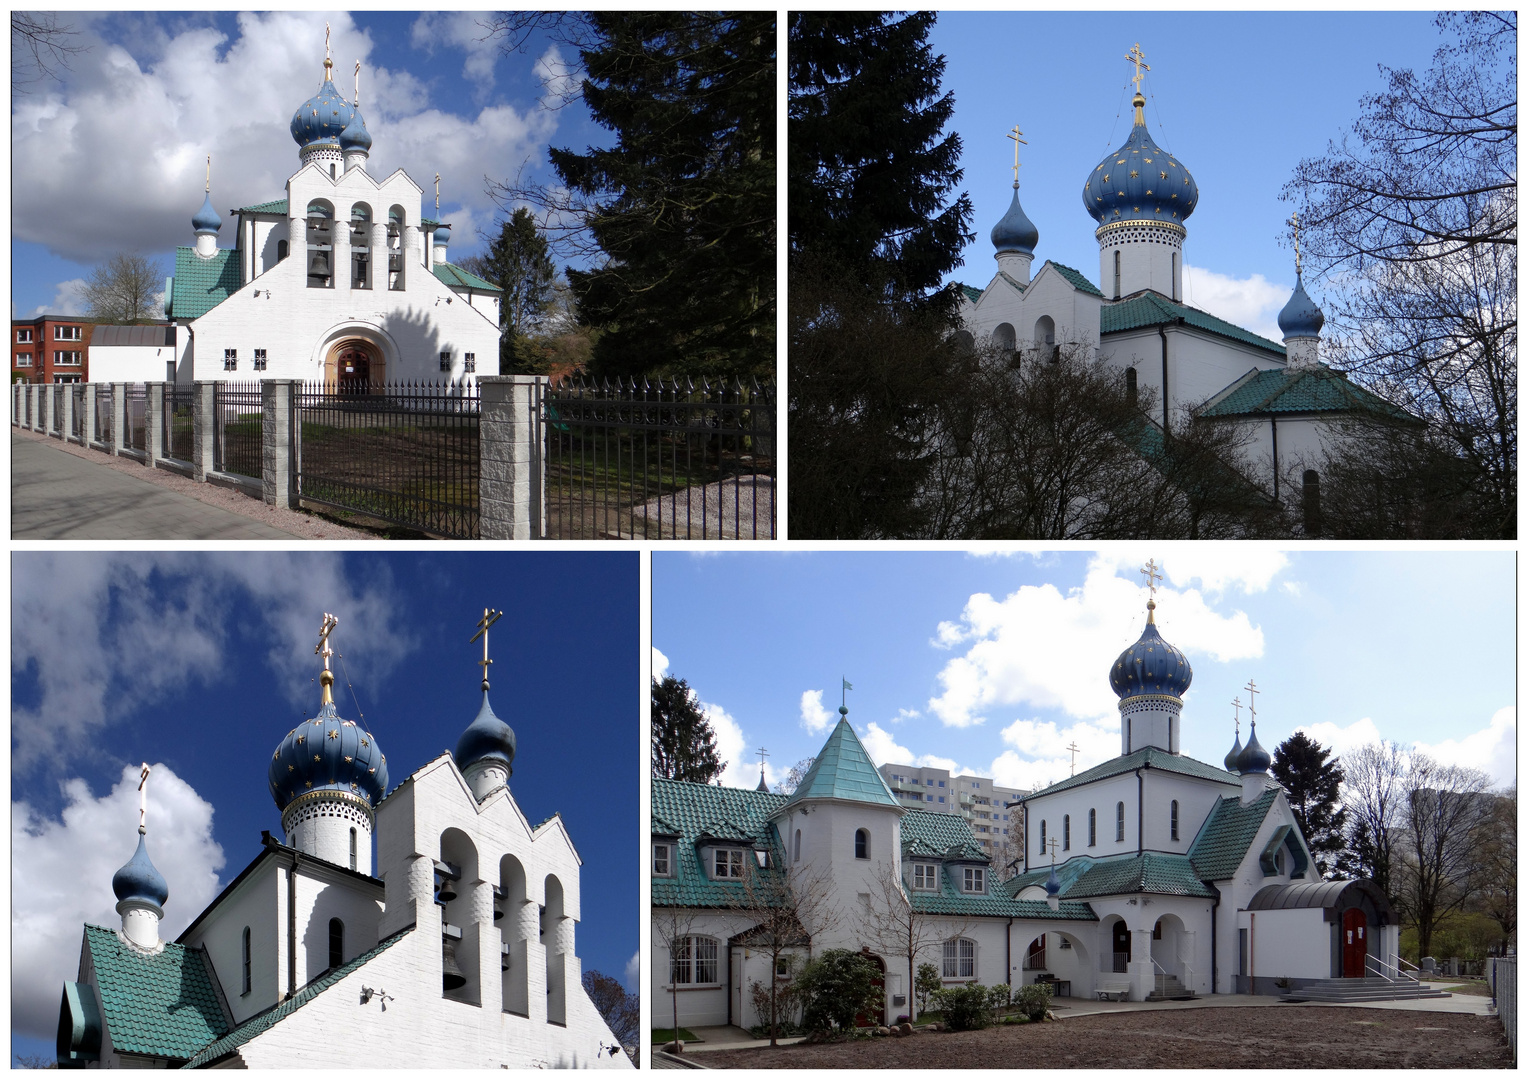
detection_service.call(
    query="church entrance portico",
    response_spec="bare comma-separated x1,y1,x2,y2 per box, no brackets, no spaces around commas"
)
1341,908,1368,978
324,338,383,392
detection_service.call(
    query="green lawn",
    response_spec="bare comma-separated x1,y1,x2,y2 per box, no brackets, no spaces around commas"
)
1438,981,1493,997
651,1028,700,1043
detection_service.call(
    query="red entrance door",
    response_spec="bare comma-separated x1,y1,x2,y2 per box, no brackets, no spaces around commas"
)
855,952,886,1027
337,345,371,393
1341,909,1368,977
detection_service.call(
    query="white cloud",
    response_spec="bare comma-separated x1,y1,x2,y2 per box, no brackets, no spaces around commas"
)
893,708,921,724
1414,706,1515,788
989,750,1072,793
932,621,966,649
624,951,640,990
701,699,779,791
31,278,89,318
1183,263,1290,344
800,689,834,734
927,556,1264,729
410,12,500,93
859,722,965,776
12,763,226,1039
1296,717,1386,759
1090,549,1290,596
651,646,670,682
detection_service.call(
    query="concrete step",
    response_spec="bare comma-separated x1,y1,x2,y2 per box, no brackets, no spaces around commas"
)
1280,978,1452,1003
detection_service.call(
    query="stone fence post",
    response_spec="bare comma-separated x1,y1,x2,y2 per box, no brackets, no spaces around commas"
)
83,385,99,447
192,382,217,481
62,384,75,443
261,380,299,508
479,376,547,540
147,382,165,465
42,384,57,436
28,384,40,432
111,383,128,456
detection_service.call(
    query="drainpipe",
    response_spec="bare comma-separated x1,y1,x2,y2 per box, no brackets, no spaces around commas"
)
287,852,298,999
1157,319,1183,436
1023,802,1030,874
1209,888,1220,995
1270,418,1280,501
1007,916,1014,987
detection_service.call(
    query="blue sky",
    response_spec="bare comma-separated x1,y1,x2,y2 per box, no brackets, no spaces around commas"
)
930,11,1445,341
653,551,1515,797
11,551,637,1061
12,10,608,318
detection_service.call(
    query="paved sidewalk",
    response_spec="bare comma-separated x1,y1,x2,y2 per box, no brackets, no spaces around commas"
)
12,430,301,539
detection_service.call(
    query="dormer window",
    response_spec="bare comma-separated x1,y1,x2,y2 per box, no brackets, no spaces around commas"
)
962,867,986,894
713,848,744,879
653,843,673,877
912,863,938,891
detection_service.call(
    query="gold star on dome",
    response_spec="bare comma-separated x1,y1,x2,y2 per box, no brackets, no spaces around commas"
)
1144,157,1153,163
1103,174,1110,183
327,730,339,740
288,765,295,772
361,739,369,748
314,754,321,762
345,755,353,763
296,734,306,744
1146,189,1154,195
350,782,358,791
368,767,376,774
1117,159,1125,165
1130,170,1139,178
1160,171,1168,180
273,750,279,761
305,781,313,789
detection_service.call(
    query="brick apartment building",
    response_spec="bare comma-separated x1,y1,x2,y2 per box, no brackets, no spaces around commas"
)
12,316,95,383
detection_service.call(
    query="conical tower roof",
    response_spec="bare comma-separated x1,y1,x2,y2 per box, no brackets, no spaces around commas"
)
784,709,898,808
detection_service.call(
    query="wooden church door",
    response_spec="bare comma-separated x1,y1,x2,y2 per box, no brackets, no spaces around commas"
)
338,345,371,392
1341,909,1368,977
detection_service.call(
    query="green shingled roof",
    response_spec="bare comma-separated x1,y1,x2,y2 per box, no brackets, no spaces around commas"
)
182,928,412,1068
1101,292,1286,356
1197,364,1417,422
958,283,983,304
1023,747,1239,801
236,199,288,215
1067,852,1216,899
651,778,787,908
1188,788,1278,881
434,262,502,293
1045,261,1104,297
168,247,241,321
784,718,899,808
83,924,229,1061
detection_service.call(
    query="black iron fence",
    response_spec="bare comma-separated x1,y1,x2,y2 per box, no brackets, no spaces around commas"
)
545,377,775,539
215,381,263,479
52,387,64,434
295,380,480,538
71,385,86,443
164,384,194,462
94,385,113,445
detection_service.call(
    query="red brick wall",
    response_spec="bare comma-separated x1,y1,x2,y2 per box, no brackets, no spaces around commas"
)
12,318,94,382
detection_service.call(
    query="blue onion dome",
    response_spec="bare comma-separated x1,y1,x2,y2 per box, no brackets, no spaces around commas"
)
1109,601,1193,700
433,224,451,246
1236,722,1271,774
455,690,516,775
290,72,356,148
339,109,372,152
1277,273,1325,339
112,833,169,909
268,698,388,813
991,184,1040,255
192,192,222,235
1083,93,1198,228
1224,732,1244,773
1044,863,1062,897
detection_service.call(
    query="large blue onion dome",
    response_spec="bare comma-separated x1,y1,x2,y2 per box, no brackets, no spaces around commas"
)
112,833,169,909
1110,602,1193,700
991,184,1040,255
1277,274,1325,339
1236,722,1271,774
1083,94,1198,228
339,108,372,152
268,699,388,813
290,70,356,148
1224,731,1244,773
455,690,516,775
192,192,221,235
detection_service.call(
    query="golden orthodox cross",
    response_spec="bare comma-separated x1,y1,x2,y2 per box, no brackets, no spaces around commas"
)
1243,678,1258,724
205,154,211,193
325,22,331,65
1139,558,1162,598
1125,43,1150,94
1046,837,1059,864
137,762,151,834
355,60,361,106
1290,211,1301,274
1066,741,1080,776
1007,124,1027,184
315,612,338,672
434,174,441,214
1231,695,1242,736
757,746,769,774
470,607,503,688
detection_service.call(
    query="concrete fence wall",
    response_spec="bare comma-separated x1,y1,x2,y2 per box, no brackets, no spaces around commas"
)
1492,957,1516,1062
13,380,542,537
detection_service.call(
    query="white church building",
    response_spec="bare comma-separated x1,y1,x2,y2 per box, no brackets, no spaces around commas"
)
652,580,1414,1033
57,615,629,1069
958,47,1416,501
153,40,501,388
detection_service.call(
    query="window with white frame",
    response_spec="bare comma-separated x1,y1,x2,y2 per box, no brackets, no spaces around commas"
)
15,352,31,366
224,349,237,371
54,350,81,366
713,848,744,879
1039,819,1046,853
670,935,720,985
962,867,985,894
17,329,32,343
942,936,976,979
653,843,673,877
55,325,82,340
439,350,452,372
912,863,937,891
1116,801,1126,842
463,352,476,373
253,348,268,371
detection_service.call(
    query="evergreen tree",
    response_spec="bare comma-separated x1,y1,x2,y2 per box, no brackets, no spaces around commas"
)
1271,732,1348,877
458,208,557,374
546,12,775,379
651,674,723,783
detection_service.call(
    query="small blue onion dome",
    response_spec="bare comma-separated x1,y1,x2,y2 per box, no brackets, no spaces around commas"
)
290,74,356,148
454,691,516,775
1044,863,1062,897
1110,603,1193,700
433,224,451,246
1083,94,1198,228
1277,273,1325,339
339,109,372,152
112,833,169,909
268,699,388,812
991,185,1040,255
192,192,222,235
1236,722,1271,774
1224,733,1244,773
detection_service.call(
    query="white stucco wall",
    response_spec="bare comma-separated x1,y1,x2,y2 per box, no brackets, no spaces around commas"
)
1022,773,1140,870
88,345,178,384
1099,327,1284,423
1239,908,1331,981
180,859,283,1025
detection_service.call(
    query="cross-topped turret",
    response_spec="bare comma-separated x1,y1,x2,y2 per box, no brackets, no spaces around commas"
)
470,607,503,690
1125,42,1150,94
1007,124,1027,184
1243,678,1258,723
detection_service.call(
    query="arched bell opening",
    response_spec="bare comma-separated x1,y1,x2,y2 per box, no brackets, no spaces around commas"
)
500,854,531,1017
438,828,480,1004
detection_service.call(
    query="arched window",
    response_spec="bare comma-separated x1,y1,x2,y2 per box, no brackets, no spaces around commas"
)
1303,470,1322,537
992,322,1016,354
1033,315,1056,361
1113,250,1122,299
670,935,720,985
350,204,373,289
1126,366,1138,408
854,828,870,860
942,937,976,979
1088,808,1097,847
241,926,251,994
793,829,801,864
349,827,357,871
276,239,289,262
305,201,334,288
328,918,344,970
1063,814,1071,851
1115,802,1125,842
1039,819,1047,854
1170,800,1180,841
387,206,407,290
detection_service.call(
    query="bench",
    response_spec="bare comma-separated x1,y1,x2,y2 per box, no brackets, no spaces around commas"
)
1095,978,1131,1001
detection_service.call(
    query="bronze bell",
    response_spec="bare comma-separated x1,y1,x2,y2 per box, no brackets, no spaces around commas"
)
308,251,329,275
442,937,467,991
437,877,458,904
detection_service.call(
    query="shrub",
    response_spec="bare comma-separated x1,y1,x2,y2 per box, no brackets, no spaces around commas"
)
1014,981,1052,1021
915,962,943,1015
795,950,883,1032
931,983,999,1031
747,976,803,1038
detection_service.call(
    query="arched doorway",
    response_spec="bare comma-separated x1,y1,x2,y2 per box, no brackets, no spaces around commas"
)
1151,915,1186,977
325,339,382,393
855,949,886,1027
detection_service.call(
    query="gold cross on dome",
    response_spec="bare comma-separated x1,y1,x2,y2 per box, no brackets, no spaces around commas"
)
1243,678,1259,723
1231,695,1242,733
205,155,211,194
434,174,441,213
1290,211,1302,274
1125,43,1150,94
354,60,361,106
315,613,338,671
1066,741,1081,776
470,607,504,687
1139,558,1162,598
1006,124,1027,183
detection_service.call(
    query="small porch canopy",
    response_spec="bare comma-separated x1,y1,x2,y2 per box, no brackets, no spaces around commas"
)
1246,880,1396,923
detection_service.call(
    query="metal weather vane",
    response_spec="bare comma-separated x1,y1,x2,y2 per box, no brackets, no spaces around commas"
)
470,607,503,690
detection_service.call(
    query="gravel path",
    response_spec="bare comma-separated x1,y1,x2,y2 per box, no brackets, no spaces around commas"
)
696,1007,1512,1069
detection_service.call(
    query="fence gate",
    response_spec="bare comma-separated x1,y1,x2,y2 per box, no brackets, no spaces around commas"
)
545,377,775,539
214,381,263,479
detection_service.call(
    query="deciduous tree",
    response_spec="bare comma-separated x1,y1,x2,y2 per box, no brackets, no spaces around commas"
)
580,970,638,1062
1271,732,1347,876
728,857,839,1045
12,12,86,93
1394,755,1494,958
83,253,164,323
651,675,722,784
1341,741,1408,895
858,856,972,1022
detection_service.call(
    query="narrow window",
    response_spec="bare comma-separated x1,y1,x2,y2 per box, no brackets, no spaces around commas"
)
1126,367,1138,408
328,918,344,970
1063,814,1071,851
963,867,985,894
1039,819,1046,854
1113,250,1121,299
463,352,476,374
349,827,357,870
1303,470,1322,537
1172,252,1180,300
1088,808,1097,847
241,926,251,994
793,829,801,864
277,239,289,261
439,350,452,372
223,349,237,372
1171,800,1180,841
854,828,869,860
254,348,268,372
1116,802,1125,842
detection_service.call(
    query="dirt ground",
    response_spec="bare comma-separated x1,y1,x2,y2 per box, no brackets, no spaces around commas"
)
698,1007,1513,1069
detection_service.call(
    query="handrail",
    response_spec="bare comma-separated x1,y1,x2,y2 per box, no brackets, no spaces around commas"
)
1366,953,1420,985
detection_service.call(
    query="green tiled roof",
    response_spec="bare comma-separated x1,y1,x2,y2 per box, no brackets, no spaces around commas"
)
1046,261,1104,297
168,247,241,321
1101,292,1285,356
784,719,899,808
1189,789,1278,881
1066,852,1216,899
958,283,983,304
236,199,288,215
83,924,229,1061
182,928,412,1068
651,778,787,908
434,262,503,293
1197,364,1417,422
1022,747,1239,801
421,217,442,229
900,810,1095,919
901,808,987,862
